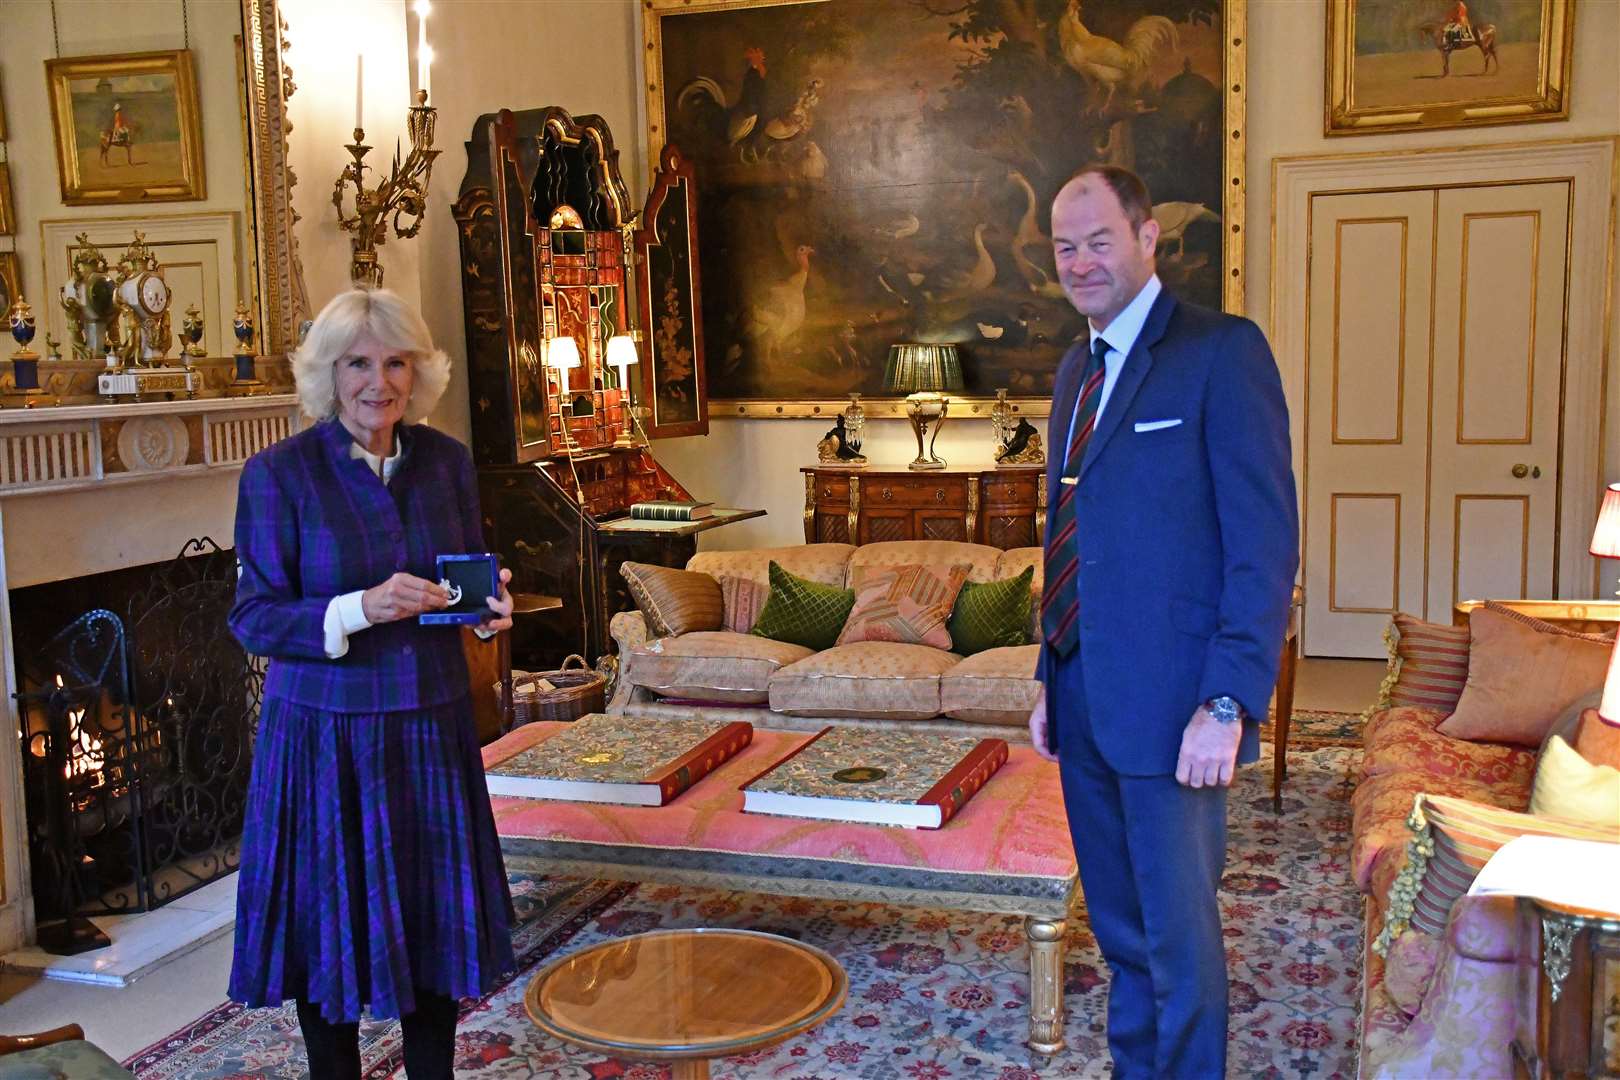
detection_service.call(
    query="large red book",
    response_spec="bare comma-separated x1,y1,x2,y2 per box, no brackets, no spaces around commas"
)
740,727,1007,829
485,714,752,806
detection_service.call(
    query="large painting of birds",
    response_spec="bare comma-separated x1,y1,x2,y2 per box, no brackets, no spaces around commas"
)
645,0,1240,408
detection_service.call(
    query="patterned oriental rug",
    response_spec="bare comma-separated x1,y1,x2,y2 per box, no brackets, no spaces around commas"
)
125,745,1362,1080
1268,708,1366,751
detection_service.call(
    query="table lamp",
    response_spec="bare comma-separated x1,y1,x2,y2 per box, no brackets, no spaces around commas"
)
885,343,964,470
1589,483,1620,722
606,334,639,448
547,335,582,455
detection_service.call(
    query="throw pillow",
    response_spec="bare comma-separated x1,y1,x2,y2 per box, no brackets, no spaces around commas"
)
836,563,972,650
1437,604,1613,746
1375,793,1620,955
1531,734,1620,827
1383,613,1471,713
619,562,723,638
1575,707,1620,769
750,561,856,651
948,566,1035,656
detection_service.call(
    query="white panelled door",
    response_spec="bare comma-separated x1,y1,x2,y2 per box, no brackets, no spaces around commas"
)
1302,182,1571,658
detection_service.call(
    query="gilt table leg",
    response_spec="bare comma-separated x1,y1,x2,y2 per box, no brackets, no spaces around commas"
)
670,1059,709,1080
1025,915,1067,1055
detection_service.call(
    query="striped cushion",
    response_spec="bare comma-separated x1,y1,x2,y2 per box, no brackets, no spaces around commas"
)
1376,794,1619,953
619,562,723,638
836,563,972,650
1387,614,1471,712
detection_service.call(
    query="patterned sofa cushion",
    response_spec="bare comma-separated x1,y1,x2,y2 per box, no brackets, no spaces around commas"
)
846,540,1002,584
1359,706,1537,790
629,631,813,705
1350,767,1519,898
995,547,1045,640
940,644,1041,726
768,642,960,720
688,544,855,634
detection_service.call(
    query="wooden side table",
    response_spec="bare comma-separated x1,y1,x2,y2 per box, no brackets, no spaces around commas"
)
526,928,848,1079
1513,896,1620,1079
1271,584,1305,813
801,464,1045,550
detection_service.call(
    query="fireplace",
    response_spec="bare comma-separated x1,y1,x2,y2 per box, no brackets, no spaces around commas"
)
12,539,262,954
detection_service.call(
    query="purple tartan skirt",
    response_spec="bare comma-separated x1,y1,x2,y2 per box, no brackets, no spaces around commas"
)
229,695,516,1023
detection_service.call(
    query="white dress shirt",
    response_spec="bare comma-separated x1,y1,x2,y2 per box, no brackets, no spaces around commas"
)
1065,274,1163,452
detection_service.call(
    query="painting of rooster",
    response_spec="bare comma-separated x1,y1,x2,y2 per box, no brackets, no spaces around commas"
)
646,0,1238,407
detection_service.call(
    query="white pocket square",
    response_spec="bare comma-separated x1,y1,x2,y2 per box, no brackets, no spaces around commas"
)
1133,419,1183,433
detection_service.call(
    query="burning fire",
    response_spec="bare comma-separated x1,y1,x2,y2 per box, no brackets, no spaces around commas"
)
53,675,106,786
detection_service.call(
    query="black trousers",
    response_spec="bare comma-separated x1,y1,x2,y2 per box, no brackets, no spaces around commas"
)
296,990,458,1080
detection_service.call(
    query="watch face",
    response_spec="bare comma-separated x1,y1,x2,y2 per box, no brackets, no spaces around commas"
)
140,274,169,314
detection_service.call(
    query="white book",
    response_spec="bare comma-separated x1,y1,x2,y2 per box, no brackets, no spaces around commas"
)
1467,835,1620,916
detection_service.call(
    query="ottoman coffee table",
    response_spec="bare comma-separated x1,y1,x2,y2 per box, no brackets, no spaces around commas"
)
525,927,847,1079
484,719,1080,1054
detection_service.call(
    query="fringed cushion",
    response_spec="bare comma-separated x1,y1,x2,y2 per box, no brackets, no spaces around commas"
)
1374,794,1620,955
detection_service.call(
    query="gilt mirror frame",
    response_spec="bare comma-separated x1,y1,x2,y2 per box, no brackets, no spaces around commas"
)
240,0,310,359
642,0,1247,420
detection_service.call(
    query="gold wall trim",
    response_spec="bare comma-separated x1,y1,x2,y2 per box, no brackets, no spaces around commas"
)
241,0,311,357
1452,493,1532,608
1328,492,1401,614
1330,215,1407,446
1455,209,1540,447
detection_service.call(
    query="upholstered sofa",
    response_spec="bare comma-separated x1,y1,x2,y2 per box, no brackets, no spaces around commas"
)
1351,599,1620,1079
607,541,1045,734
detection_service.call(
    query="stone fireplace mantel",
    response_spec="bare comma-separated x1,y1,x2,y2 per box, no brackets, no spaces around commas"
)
0,394,302,954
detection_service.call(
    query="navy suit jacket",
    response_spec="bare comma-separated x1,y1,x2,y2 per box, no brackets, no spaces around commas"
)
1037,289,1299,776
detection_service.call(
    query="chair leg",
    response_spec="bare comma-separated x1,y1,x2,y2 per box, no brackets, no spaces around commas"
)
1271,636,1298,814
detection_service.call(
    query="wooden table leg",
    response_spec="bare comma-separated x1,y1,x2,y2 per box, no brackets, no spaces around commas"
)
671,1059,710,1080
1272,633,1298,814
1025,915,1067,1055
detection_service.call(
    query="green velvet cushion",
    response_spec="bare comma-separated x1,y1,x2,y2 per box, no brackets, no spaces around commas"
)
750,561,856,651
0,1039,133,1079
948,565,1034,656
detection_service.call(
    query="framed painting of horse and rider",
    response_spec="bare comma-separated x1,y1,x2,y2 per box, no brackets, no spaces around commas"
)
46,50,206,204
1326,0,1573,135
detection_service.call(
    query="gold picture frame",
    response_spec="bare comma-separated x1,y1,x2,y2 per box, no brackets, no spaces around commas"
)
46,49,206,205
0,252,19,316
0,163,12,236
1326,0,1574,136
644,0,1247,418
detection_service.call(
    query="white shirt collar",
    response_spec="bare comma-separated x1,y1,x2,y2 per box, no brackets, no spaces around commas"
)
350,437,401,482
1088,274,1162,358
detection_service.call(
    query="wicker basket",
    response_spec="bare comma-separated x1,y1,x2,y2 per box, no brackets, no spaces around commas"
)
499,655,606,726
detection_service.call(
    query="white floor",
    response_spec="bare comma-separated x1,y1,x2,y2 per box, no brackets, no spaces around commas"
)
0,657,1388,1063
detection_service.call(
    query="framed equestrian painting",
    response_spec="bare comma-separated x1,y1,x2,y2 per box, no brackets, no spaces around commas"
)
644,0,1246,416
1326,0,1573,135
46,50,206,204
0,164,13,236
0,253,18,317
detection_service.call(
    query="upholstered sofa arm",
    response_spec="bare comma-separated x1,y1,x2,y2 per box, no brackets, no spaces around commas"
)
607,610,649,713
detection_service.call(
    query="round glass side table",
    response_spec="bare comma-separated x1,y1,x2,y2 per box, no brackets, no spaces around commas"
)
525,927,848,1080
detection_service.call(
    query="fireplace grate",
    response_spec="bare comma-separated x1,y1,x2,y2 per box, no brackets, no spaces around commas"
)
14,538,262,955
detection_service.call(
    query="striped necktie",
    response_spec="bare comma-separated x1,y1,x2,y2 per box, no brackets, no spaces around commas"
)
1040,336,1109,655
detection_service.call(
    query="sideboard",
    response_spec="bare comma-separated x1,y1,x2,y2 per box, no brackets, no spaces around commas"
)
800,465,1046,550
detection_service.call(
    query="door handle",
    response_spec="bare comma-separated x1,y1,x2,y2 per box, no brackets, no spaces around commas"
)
1511,464,1543,479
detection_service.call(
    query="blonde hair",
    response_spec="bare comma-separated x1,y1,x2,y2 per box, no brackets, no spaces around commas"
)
291,288,451,423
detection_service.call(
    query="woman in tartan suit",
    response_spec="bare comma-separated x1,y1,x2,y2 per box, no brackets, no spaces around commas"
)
228,289,516,1078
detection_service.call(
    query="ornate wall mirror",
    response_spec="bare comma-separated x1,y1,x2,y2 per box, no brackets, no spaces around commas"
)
0,0,307,393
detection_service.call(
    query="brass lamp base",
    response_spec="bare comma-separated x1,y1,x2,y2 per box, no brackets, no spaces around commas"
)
905,391,950,470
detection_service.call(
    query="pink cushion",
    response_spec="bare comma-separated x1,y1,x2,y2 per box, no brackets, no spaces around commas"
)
482,722,1077,881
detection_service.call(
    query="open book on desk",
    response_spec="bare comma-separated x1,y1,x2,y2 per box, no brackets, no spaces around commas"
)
1467,835,1620,916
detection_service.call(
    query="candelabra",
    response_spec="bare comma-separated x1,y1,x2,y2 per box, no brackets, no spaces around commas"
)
332,90,440,287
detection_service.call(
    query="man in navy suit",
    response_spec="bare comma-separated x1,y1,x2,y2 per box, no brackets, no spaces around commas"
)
1029,165,1298,1077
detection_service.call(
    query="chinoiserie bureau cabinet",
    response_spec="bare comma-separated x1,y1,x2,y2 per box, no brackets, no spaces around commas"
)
800,465,1046,550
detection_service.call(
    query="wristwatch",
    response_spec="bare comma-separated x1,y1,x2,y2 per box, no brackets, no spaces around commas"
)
1205,695,1244,725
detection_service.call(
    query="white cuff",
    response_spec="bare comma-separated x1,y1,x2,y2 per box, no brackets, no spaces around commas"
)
473,624,498,641
323,591,373,658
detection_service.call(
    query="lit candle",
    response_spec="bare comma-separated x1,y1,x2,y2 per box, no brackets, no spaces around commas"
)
414,0,432,100
354,53,363,130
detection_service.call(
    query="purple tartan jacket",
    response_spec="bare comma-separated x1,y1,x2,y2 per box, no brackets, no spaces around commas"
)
229,418,488,713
